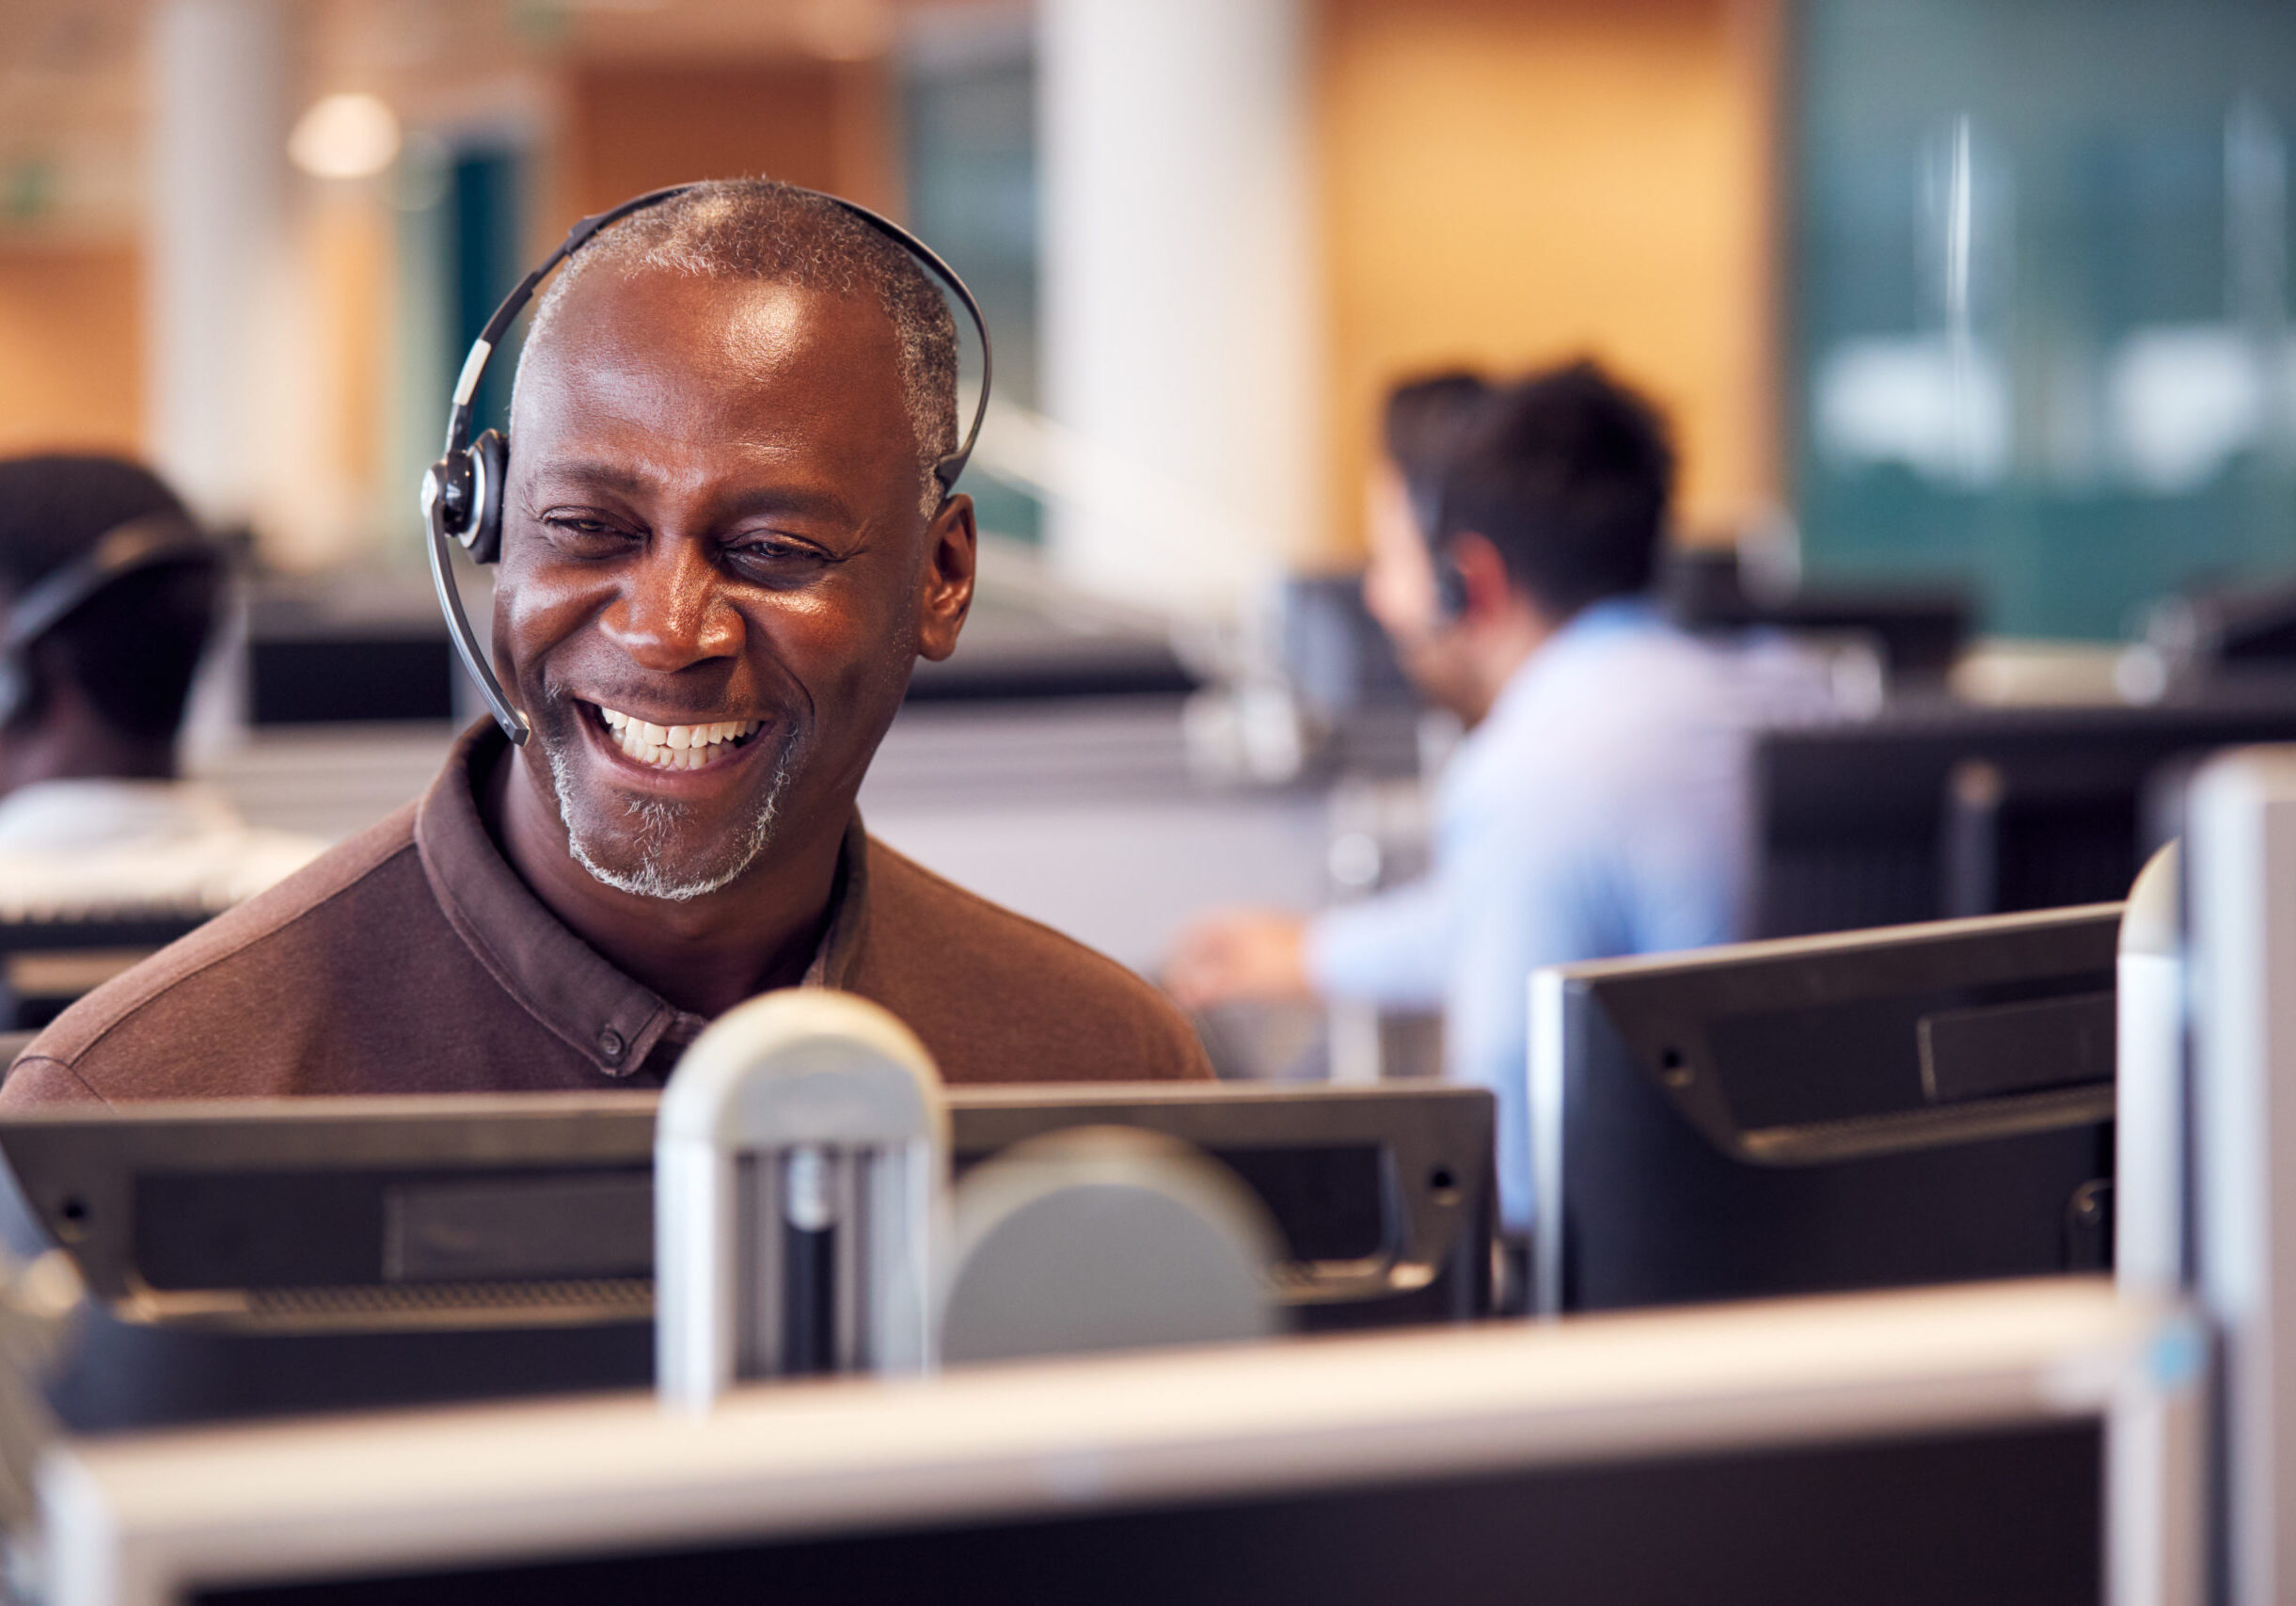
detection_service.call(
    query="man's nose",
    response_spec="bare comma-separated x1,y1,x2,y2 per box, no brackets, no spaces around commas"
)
597,537,743,672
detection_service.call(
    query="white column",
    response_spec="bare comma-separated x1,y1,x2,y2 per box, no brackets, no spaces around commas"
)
144,0,289,528
1037,0,1321,617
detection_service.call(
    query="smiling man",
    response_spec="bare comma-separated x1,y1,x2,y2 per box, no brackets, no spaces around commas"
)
0,182,1211,1104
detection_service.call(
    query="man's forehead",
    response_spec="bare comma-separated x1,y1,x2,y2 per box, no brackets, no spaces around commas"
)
524,267,900,397
509,265,914,510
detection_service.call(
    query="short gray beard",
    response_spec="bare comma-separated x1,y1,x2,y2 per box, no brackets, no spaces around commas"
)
547,737,798,903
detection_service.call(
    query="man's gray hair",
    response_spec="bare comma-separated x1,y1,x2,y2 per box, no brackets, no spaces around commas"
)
517,178,959,517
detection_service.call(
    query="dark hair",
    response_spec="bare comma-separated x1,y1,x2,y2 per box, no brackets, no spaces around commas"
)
0,454,219,740
1433,360,1674,620
1380,371,1490,532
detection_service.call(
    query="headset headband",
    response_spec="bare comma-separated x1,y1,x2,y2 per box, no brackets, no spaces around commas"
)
0,512,221,728
422,183,993,747
3,514,216,654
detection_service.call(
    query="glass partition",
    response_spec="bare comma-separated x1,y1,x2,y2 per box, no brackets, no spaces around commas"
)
1795,0,2296,637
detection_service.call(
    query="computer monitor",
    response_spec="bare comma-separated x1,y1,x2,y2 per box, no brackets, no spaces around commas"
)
1528,903,2119,1316
1750,693,2296,936
1276,572,1414,720
37,1278,2193,1606
2137,569,2296,695
1663,548,1972,683
0,1082,1494,1430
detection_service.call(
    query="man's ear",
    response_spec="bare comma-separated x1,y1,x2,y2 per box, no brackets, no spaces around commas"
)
915,493,977,662
1447,532,1517,625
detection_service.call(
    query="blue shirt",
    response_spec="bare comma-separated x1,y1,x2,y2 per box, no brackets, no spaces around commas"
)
1305,600,1824,1230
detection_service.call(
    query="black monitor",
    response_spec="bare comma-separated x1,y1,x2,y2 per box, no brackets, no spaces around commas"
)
245,574,461,724
1751,692,2296,936
1275,572,1414,720
2138,567,2296,693
1529,903,2118,1315
247,633,459,724
1938,748,2192,919
0,1081,1494,1430
1662,549,1972,684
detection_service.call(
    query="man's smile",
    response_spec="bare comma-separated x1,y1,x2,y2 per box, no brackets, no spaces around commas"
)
582,702,768,773
546,690,802,902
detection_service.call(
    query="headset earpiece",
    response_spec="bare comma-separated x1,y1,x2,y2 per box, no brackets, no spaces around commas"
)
466,430,507,564
1433,544,1470,625
421,430,507,565
1410,483,1468,627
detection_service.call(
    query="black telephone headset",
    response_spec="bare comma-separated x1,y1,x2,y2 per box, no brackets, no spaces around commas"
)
1407,479,1470,625
420,183,995,746
0,513,221,728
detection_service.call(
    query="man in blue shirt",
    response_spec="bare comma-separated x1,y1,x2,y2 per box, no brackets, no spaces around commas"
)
1169,362,1811,1239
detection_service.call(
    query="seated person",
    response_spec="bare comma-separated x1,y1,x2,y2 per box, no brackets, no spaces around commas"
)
2,182,1210,1104
1168,362,1807,1230
0,454,320,922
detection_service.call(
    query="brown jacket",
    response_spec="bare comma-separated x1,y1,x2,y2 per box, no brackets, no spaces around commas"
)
1,725,1212,1104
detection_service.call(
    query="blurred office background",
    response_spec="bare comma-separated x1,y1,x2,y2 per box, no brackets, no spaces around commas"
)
6,0,2296,1069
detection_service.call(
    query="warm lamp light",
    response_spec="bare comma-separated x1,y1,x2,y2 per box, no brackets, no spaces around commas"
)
289,93,401,180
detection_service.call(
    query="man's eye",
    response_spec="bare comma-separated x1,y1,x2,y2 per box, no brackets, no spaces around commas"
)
542,515,627,544
729,539,830,568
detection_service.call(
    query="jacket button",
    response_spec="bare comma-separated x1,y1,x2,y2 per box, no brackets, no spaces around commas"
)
598,1028,625,1059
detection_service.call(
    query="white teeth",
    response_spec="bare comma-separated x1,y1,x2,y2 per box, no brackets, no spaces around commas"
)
592,706,763,771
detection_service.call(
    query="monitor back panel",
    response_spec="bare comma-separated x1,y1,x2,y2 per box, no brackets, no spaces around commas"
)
1552,907,2119,1312
0,1084,1494,1429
